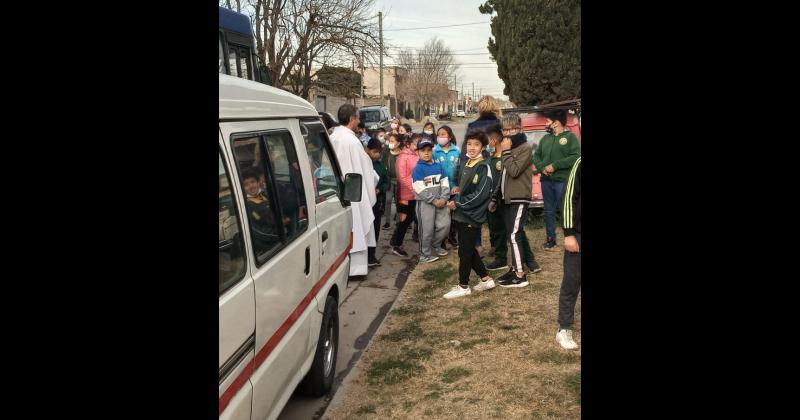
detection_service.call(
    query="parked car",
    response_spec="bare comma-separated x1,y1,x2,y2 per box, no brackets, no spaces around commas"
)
359,105,392,133
519,109,582,208
219,73,363,420
456,110,465,118
438,111,451,120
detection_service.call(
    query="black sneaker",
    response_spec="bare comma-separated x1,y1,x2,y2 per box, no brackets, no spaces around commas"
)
496,270,517,282
526,261,542,273
382,223,391,230
391,246,409,257
368,258,381,267
544,237,557,251
497,274,529,288
485,260,509,271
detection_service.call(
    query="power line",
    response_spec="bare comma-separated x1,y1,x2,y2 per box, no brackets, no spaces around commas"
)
385,46,487,52
382,21,490,31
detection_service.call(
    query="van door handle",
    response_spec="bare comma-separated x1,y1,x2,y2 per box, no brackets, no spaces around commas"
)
304,246,311,276
322,231,328,242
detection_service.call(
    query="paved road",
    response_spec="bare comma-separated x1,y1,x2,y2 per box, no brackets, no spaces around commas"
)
278,118,473,420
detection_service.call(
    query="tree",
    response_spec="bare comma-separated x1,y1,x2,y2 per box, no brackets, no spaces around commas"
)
315,66,362,99
395,37,459,118
220,0,380,100
480,0,580,106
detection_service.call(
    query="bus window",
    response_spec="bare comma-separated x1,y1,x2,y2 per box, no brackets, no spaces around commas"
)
219,33,226,74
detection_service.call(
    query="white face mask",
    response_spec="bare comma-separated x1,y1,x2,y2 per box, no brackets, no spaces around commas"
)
466,150,481,160
424,130,434,135
388,143,397,150
378,135,386,142
437,137,449,146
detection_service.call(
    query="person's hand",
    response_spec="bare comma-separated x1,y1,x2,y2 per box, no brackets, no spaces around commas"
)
500,137,512,151
564,235,580,253
283,216,291,225
544,164,555,175
399,199,409,206
488,201,497,213
447,200,457,210
434,198,446,208
451,187,460,195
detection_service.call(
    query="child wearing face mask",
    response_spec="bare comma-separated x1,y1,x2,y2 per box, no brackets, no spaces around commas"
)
433,125,461,249
390,117,400,134
422,122,435,137
381,133,401,229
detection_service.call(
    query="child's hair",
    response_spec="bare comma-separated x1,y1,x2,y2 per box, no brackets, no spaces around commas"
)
241,166,262,182
544,109,568,126
401,123,413,133
376,127,386,134
500,113,522,129
437,125,457,146
464,129,489,147
423,122,435,131
485,123,503,140
388,132,401,144
407,132,424,149
477,95,502,117
366,138,383,151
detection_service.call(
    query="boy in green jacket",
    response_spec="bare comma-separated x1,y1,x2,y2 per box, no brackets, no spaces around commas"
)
443,129,496,299
532,109,581,250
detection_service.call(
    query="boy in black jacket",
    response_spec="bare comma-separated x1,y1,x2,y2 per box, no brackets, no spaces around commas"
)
443,129,496,299
556,157,581,350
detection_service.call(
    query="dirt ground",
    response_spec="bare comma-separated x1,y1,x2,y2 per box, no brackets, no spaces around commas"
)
326,219,581,419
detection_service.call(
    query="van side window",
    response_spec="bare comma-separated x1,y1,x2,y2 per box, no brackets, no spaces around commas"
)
233,136,283,263
301,121,343,203
219,150,246,295
262,131,309,239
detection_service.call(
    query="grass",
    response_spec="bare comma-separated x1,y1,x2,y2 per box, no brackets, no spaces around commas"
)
367,357,423,385
457,338,490,350
328,224,581,419
382,321,423,342
535,349,580,364
442,367,472,383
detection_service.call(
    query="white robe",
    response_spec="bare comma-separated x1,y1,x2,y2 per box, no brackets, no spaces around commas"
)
329,125,377,276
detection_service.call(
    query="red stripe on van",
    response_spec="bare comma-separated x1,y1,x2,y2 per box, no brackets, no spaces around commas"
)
219,232,353,416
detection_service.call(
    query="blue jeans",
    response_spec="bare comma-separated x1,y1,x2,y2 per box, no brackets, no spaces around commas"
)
541,178,565,240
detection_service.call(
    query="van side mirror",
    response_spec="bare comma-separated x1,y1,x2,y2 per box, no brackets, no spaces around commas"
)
342,173,363,204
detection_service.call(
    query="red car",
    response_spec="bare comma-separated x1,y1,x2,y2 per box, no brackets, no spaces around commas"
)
511,102,581,208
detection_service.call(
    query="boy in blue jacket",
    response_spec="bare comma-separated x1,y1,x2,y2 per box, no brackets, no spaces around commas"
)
412,136,451,263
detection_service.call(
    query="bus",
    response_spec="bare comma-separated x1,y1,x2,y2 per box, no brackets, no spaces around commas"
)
219,6,271,85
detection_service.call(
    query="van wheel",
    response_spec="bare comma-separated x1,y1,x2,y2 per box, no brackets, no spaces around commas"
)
299,295,338,397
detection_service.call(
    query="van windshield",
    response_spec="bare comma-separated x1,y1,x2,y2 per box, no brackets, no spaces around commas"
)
360,110,381,122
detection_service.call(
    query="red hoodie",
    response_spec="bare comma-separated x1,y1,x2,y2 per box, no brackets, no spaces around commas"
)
395,146,419,202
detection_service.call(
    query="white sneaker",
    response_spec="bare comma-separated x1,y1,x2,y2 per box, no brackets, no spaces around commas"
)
556,329,578,350
472,278,496,292
443,285,471,299
434,247,449,256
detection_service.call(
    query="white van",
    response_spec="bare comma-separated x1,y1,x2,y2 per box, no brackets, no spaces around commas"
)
218,74,362,420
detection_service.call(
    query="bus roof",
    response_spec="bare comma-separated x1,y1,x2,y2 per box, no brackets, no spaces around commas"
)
219,74,318,120
219,6,253,35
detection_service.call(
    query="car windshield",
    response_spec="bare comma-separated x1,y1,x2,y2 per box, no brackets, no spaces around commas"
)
360,110,381,122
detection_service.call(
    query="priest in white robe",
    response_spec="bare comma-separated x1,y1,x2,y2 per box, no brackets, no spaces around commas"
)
329,104,377,276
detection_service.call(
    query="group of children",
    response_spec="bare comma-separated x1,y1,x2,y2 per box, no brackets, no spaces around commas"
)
361,113,546,299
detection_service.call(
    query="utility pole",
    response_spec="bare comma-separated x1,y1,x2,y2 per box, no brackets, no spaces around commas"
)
472,82,475,103
360,46,365,104
379,12,384,107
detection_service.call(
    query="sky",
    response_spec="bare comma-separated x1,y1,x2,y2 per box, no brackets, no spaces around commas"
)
371,0,508,101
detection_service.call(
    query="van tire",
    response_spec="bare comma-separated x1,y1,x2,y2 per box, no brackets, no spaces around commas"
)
299,295,338,397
